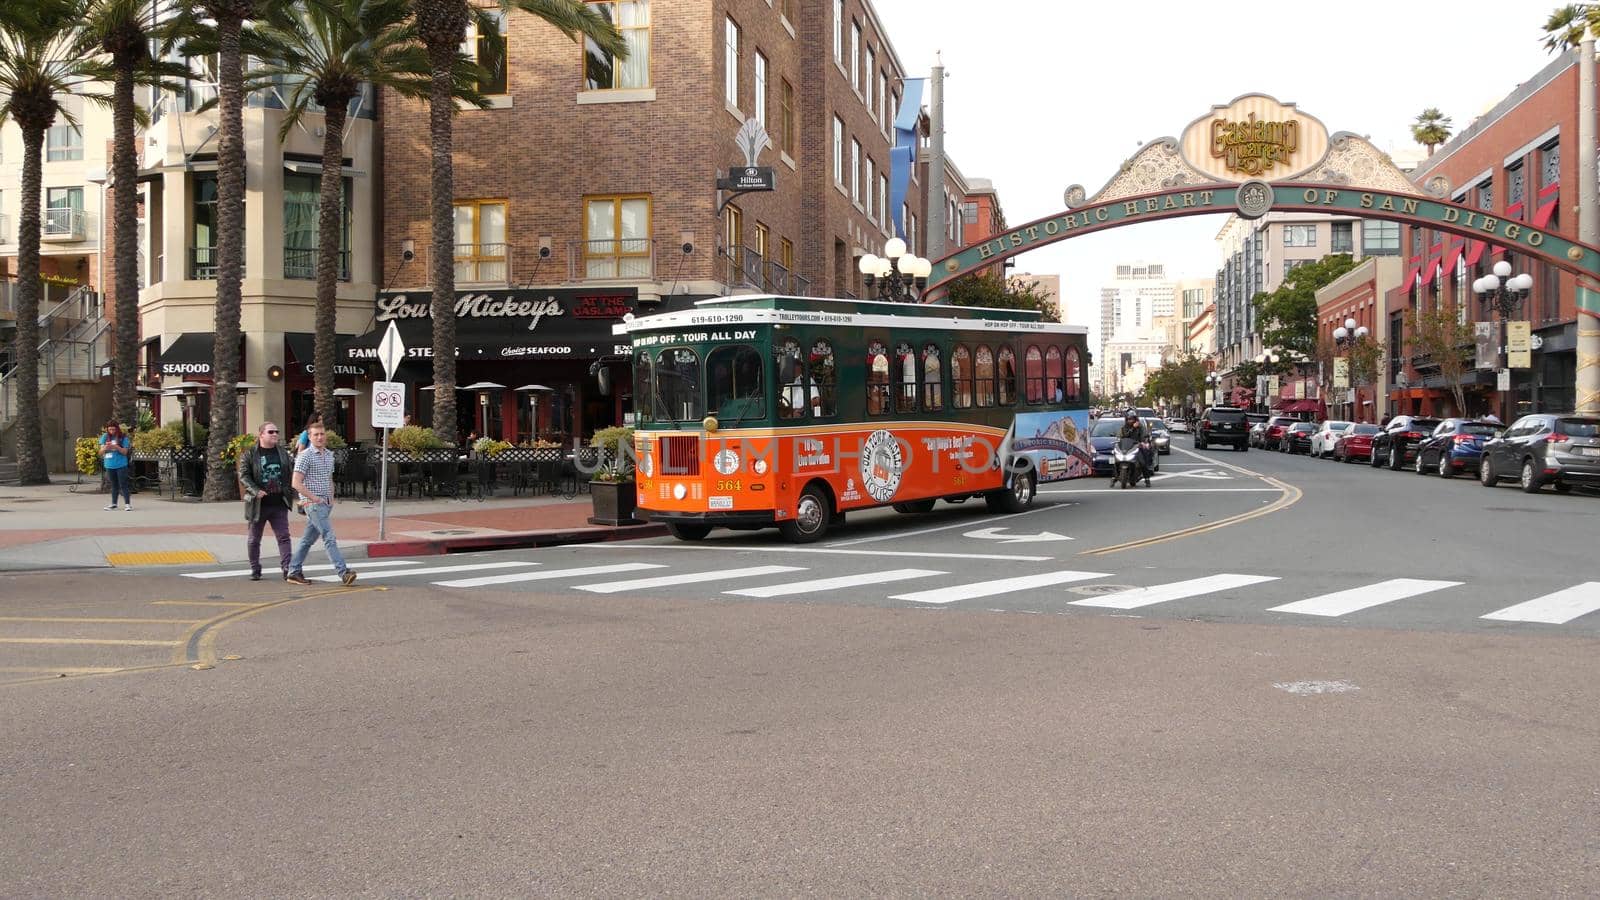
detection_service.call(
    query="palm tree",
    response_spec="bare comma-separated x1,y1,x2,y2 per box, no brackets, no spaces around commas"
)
82,0,189,430
192,0,258,500
1543,3,1600,51
410,0,625,443
1411,107,1453,156
0,0,110,484
246,0,433,434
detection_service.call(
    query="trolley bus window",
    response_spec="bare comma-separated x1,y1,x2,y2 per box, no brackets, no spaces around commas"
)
810,339,837,417
1045,346,1064,403
867,340,891,416
634,351,657,424
777,338,812,420
707,345,765,421
997,346,1017,406
922,344,944,412
1066,347,1083,401
1024,345,1044,403
975,345,996,407
656,347,703,421
895,342,918,414
952,345,972,409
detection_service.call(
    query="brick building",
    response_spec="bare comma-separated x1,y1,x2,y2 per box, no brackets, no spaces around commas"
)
368,0,942,444
1315,256,1404,423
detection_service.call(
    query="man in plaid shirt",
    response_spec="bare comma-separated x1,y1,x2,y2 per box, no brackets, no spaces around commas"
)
285,421,356,585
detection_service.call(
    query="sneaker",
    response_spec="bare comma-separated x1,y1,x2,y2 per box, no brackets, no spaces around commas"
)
249,572,262,581
104,504,118,511
285,572,311,585
124,504,132,511
340,570,358,586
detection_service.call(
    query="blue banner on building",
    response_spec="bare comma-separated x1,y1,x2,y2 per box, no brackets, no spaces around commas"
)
889,78,925,240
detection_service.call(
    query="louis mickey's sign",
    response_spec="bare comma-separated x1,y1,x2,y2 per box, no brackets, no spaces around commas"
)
375,291,567,331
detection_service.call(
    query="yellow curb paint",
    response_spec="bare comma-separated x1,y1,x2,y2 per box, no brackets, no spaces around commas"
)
106,550,218,567
0,616,199,624
0,637,180,646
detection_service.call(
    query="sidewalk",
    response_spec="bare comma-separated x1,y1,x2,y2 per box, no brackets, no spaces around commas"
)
0,480,663,570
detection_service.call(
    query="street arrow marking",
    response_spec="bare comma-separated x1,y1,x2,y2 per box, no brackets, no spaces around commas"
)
1150,469,1232,482
963,526,1073,544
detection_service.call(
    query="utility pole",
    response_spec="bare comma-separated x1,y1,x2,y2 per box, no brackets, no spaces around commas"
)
1578,29,1599,414
926,56,947,263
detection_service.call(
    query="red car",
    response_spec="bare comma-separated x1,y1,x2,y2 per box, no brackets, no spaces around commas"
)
1332,423,1382,462
1262,415,1298,451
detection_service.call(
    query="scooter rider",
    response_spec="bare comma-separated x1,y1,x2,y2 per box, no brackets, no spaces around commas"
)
1118,409,1154,486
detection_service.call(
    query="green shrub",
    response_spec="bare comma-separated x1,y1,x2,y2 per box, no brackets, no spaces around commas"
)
75,437,101,475
134,409,157,432
589,426,635,481
389,425,445,455
221,433,256,466
133,425,183,455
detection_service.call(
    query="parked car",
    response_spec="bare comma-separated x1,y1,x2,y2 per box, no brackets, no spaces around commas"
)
1370,415,1442,470
1196,406,1250,451
1280,421,1316,454
1262,415,1298,451
1246,412,1270,447
1309,420,1354,458
1414,418,1503,478
1145,418,1172,455
1332,423,1382,463
1479,413,1600,493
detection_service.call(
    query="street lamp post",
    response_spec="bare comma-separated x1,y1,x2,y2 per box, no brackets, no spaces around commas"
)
858,237,932,302
1473,260,1533,423
1205,372,1220,407
1256,351,1280,413
1332,317,1369,422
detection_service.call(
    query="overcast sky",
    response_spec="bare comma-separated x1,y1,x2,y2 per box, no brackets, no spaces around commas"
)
870,0,1566,349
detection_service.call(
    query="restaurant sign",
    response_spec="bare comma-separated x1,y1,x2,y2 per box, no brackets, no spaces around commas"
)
348,287,646,362
1180,94,1330,183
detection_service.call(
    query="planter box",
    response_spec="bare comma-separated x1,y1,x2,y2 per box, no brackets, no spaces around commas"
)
587,480,641,526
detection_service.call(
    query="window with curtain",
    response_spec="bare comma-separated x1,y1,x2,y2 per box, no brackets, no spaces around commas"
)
1023,345,1043,403
997,346,1016,405
1065,348,1082,400
951,345,972,409
895,341,917,413
810,338,837,417
921,345,944,412
585,2,650,90
867,339,890,415
585,195,650,279
282,172,350,280
975,346,996,407
454,200,508,283
1045,346,1064,402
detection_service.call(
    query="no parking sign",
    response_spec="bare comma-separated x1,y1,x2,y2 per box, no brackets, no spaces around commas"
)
371,381,405,429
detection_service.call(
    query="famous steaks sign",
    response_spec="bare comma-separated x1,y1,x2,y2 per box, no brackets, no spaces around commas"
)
347,287,644,362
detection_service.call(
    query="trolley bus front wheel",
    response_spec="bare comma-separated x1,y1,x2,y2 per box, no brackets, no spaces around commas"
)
665,522,713,541
986,467,1036,514
780,484,833,543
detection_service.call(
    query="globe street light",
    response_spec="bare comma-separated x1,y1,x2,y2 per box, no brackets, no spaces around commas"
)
1331,318,1370,421
859,237,930,302
1473,259,1533,422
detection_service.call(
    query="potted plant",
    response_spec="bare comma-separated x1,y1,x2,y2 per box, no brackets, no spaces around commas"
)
587,425,640,525
75,436,102,488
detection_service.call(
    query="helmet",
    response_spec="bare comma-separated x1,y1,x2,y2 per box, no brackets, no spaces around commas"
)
1124,409,1138,422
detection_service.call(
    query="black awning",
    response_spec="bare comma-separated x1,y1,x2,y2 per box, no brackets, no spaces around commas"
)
285,332,314,370
157,333,216,377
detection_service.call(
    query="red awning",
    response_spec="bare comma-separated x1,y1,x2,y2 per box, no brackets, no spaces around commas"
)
1420,257,1442,287
1506,201,1525,221
1465,241,1485,266
1441,243,1465,277
1277,399,1325,414
1533,197,1558,229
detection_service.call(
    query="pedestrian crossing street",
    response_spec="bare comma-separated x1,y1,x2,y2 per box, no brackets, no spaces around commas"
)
177,556,1600,630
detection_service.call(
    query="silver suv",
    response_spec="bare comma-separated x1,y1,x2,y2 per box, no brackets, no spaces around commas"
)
1479,414,1600,493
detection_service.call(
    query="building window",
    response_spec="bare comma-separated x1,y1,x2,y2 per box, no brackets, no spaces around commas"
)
189,177,217,278
283,171,351,281
753,50,767,128
850,138,861,205
864,158,875,220
832,116,844,184
1284,258,1311,276
1542,141,1560,188
1283,224,1317,247
1508,163,1525,211
864,47,875,108
831,0,842,63
778,0,794,23
779,237,794,272
584,195,650,279
46,124,83,163
724,16,739,108
722,202,741,256
585,2,650,90
879,72,888,129
878,174,888,228
44,185,84,241
754,221,768,260
1477,179,1493,211
779,79,796,157
455,200,508,283
1362,220,1399,256
463,9,507,95
1331,221,1353,253
849,20,860,91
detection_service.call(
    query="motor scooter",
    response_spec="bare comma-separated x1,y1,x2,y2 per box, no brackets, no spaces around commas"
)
1112,436,1150,489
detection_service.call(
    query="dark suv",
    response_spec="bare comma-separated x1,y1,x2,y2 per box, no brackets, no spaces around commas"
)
1196,406,1249,451
1370,415,1443,470
1479,413,1600,493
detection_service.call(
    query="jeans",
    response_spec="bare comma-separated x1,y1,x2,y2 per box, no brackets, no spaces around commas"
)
248,502,292,576
106,467,131,505
288,502,348,575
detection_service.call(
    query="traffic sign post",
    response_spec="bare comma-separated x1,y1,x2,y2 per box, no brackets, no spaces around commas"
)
372,323,407,540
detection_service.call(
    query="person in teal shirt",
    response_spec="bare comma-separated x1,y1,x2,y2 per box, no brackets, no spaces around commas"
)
99,420,132,510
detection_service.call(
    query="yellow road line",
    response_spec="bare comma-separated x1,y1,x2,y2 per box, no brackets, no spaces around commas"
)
0,666,127,674
0,637,180,647
173,585,386,666
106,550,218,566
1081,475,1302,556
150,600,256,607
0,616,199,625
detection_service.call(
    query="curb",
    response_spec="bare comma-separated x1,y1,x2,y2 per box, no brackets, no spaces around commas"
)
365,523,668,557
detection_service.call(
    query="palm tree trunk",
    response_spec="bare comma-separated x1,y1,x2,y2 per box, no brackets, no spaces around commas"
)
13,126,50,485
111,59,139,429
203,11,246,500
427,42,458,445
314,99,348,436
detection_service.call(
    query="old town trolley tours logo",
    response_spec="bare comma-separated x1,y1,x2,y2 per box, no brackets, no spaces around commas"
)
859,429,905,503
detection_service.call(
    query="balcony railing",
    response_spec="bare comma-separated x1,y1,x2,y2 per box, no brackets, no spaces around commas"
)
284,247,351,281
567,238,655,282
454,242,509,285
718,245,813,295
191,246,217,280
42,207,87,241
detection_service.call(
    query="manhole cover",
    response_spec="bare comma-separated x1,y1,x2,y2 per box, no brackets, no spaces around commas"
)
1068,584,1138,596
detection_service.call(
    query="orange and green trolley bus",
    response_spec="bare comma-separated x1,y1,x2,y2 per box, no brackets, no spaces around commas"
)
617,294,1095,542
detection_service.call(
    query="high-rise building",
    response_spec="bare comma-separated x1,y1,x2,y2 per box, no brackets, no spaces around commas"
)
1098,262,1172,395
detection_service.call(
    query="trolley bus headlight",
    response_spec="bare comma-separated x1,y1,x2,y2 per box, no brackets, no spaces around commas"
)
752,458,769,475
673,483,688,500
713,449,741,475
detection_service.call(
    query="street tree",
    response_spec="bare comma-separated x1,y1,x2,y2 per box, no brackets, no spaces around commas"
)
1542,3,1600,51
0,0,109,484
1143,352,1209,412
1411,108,1453,156
412,0,625,442
82,0,190,430
944,272,1060,322
246,0,436,434
1252,253,1358,360
1405,301,1476,417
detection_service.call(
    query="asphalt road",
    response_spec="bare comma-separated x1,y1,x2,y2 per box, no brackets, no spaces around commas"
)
2,436,1598,896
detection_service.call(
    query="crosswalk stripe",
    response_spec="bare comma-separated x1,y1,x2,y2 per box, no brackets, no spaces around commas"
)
1068,574,1279,610
1481,582,1600,625
183,560,422,579
309,561,538,583
890,570,1112,605
573,565,808,594
1269,578,1462,618
726,568,944,599
434,563,665,588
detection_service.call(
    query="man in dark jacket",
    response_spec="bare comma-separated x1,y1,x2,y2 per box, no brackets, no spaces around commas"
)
239,421,297,581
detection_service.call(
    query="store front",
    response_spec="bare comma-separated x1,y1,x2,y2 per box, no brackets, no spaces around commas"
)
342,288,706,446
283,333,367,439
